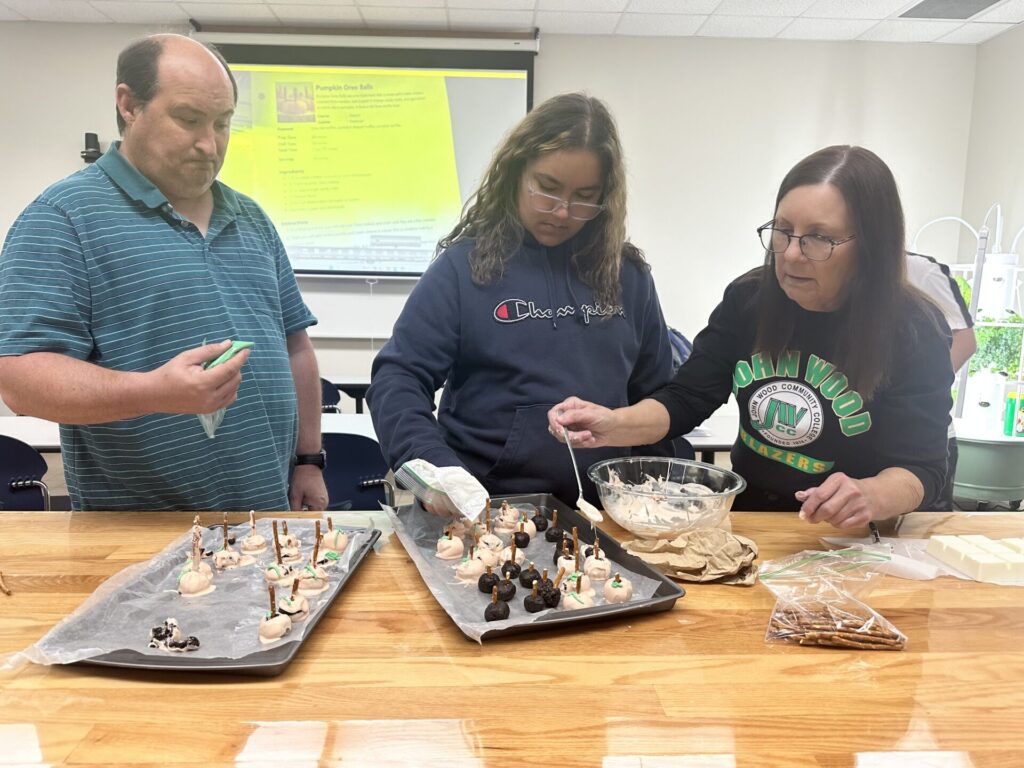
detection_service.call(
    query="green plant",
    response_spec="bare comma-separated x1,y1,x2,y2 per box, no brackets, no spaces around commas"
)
954,276,1022,378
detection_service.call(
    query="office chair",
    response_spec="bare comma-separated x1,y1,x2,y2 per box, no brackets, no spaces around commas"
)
320,378,341,414
315,433,390,511
0,435,51,511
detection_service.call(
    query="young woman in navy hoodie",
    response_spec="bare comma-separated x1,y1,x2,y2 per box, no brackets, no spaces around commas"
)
367,93,675,506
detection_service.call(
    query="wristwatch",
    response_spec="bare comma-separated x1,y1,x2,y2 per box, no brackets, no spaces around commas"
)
294,450,327,469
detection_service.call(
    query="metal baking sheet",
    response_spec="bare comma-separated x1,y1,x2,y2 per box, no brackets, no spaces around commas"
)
75,526,381,677
390,493,685,641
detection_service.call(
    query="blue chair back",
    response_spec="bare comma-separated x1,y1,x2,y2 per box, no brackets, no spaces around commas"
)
0,435,50,511
668,327,693,372
316,433,389,511
321,378,341,413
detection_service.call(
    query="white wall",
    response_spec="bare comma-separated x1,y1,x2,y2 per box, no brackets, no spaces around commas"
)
0,22,985,381
961,22,1024,258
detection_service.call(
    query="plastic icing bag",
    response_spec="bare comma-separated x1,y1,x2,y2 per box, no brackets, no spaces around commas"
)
196,340,254,439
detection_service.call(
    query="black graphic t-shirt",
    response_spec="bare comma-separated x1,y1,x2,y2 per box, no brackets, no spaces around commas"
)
650,268,953,510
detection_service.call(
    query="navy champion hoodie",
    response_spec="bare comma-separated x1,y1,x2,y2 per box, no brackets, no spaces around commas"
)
367,233,674,506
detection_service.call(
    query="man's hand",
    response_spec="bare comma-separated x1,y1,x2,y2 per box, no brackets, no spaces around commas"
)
289,465,329,511
149,340,250,415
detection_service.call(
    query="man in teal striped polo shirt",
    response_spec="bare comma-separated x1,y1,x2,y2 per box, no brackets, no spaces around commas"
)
0,35,328,512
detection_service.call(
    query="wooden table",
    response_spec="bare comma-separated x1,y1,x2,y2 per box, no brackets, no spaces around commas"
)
1,511,1022,767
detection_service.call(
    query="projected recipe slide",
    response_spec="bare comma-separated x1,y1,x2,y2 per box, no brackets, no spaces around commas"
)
219,64,528,275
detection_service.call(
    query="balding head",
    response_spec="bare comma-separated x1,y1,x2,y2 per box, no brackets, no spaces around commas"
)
115,34,236,135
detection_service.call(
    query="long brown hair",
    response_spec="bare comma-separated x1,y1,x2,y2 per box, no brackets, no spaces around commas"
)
438,92,644,307
755,145,919,398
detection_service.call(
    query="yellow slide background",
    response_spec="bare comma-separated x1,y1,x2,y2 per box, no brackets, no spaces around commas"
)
220,65,475,251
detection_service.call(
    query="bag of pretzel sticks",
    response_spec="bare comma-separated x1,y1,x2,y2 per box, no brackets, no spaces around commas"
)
758,548,907,651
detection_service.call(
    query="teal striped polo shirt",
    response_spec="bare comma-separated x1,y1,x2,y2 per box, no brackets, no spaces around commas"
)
0,143,317,511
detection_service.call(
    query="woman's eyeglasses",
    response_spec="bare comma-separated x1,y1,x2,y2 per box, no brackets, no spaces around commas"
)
527,184,605,222
757,221,856,262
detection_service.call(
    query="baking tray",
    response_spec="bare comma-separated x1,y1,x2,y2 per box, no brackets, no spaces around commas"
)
392,493,685,641
75,527,381,677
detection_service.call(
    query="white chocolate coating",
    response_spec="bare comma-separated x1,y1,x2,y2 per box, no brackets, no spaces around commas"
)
297,564,330,595
258,613,292,644
499,545,526,566
320,528,349,555
263,562,295,588
477,532,504,552
563,590,595,610
240,533,268,555
277,532,300,549
472,547,500,568
516,517,537,538
177,568,214,597
280,545,303,564
559,571,593,597
182,558,213,577
213,548,241,570
583,555,612,582
277,594,310,622
603,577,634,603
455,556,486,583
436,535,465,560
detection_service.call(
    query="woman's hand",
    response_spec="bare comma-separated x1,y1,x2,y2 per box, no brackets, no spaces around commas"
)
795,472,876,529
547,397,616,448
796,467,924,528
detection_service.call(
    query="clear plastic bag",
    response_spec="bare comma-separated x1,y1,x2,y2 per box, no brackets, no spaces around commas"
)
759,548,907,651
196,340,254,439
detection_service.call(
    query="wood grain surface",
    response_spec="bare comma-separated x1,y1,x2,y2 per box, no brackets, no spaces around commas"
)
1,510,1022,767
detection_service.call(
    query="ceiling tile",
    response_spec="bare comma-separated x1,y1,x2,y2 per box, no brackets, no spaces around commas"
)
535,10,620,32
858,17,963,39
447,0,534,8
89,1,191,24
269,0,355,5
359,6,449,25
616,12,705,34
3,0,110,22
357,0,442,6
802,0,914,19
448,8,534,27
626,0,719,12
0,2,28,20
697,13,792,35
777,16,877,38
538,0,628,11
180,2,278,22
175,0,259,4
974,0,1024,22
269,3,363,23
714,0,816,16
935,20,1014,41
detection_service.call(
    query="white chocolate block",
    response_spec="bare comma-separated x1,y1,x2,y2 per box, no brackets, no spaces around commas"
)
926,534,1024,581
999,537,1024,555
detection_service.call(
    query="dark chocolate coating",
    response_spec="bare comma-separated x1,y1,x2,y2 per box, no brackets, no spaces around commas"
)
540,586,561,608
544,525,564,543
501,561,522,579
484,601,510,621
496,578,517,602
531,513,549,532
513,531,531,549
477,571,499,594
519,567,541,588
524,593,546,613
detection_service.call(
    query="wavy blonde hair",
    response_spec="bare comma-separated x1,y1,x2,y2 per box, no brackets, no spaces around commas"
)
438,92,645,307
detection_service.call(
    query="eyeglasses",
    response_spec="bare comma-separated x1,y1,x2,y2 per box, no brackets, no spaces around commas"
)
757,220,856,262
527,184,605,221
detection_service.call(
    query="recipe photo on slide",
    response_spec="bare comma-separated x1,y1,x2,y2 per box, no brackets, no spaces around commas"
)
220,65,468,274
